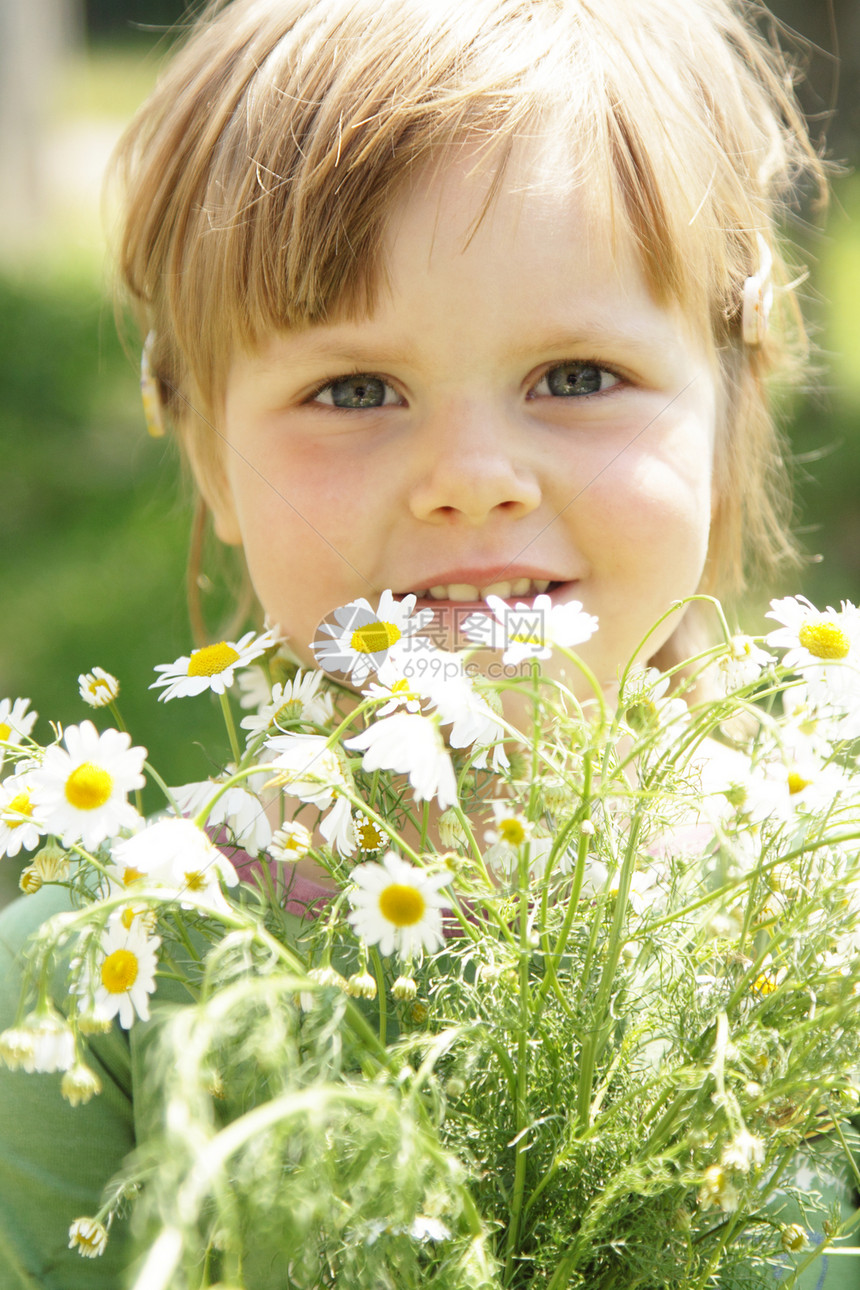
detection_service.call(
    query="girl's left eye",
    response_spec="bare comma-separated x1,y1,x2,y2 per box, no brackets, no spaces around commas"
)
531,362,620,398
310,374,401,409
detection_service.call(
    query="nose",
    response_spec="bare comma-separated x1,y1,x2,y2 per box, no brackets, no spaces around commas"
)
407,401,542,527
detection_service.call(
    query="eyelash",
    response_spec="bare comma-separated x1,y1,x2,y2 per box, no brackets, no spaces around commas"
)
304,359,626,409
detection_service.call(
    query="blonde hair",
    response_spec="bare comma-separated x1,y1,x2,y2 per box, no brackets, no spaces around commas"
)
112,0,827,638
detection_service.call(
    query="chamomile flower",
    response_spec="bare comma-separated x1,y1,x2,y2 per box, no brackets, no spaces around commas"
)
266,733,348,808
111,817,239,915
171,777,272,855
79,920,160,1029
77,667,120,708
766,595,860,698
714,636,773,694
461,593,598,665
150,628,276,701
68,1217,108,1259
312,590,434,683
347,851,453,959
364,654,425,716
240,670,334,738
0,771,44,858
269,819,314,862
354,811,386,853
346,712,458,809
29,721,145,850
0,697,37,766
0,1009,75,1072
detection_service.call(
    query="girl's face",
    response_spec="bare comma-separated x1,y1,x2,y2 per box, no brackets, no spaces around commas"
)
212,145,718,698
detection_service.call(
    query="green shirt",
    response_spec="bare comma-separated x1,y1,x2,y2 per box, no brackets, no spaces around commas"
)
1,887,857,1288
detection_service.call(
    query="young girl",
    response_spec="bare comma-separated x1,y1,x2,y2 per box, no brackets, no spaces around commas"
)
0,0,852,1285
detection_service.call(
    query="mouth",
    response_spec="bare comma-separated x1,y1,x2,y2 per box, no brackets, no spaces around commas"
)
398,577,570,608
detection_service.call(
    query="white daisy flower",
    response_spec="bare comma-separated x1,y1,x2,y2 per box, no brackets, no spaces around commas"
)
171,777,272,855
0,697,37,767
312,590,434,684
29,721,145,850
347,851,453,959
236,663,275,710
766,595,860,695
269,819,314,862
111,817,239,915
77,667,120,709
714,636,773,694
78,920,160,1029
364,654,425,716
68,1217,109,1259
0,771,44,858
266,733,349,808
0,1009,75,1073
460,593,598,665
354,811,386,852
150,628,277,701
240,669,333,738
345,712,458,809
318,795,357,856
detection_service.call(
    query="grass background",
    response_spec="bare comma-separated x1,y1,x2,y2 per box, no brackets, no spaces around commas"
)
1,10,859,903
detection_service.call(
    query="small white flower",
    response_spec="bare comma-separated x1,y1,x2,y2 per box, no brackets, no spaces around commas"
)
240,670,333,738
715,636,773,694
171,777,272,856
111,817,239,915
461,593,598,665
61,1062,103,1106
266,734,348,809
0,772,44,858
0,1010,75,1073
766,596,860,700
721,1129,765,1174
77,667,120,708
269,819,314,862
318,794,357,856
0,696,37,767
78,920,160,1029
347,851,453,959
29,721,145,850
346,712,458,809
150,629,277,701
68,1217,108,1259
312,590,434,683
353,811,386,853
364,653,425,716
698,1165,739,1213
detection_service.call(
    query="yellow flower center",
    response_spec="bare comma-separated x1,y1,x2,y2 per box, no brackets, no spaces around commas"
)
187,642,240,677
509,631,543,645
100,948,139,993
3,792,33,828
350,620,401,654
74,1230,102,1254
88,678,111,698
122,866,144,886
65,764,113,811
378,882,426,926
357,819,383,850
798,619,850,660
499,817,526,846
787,771,812,796
0,722,11,742
183,869,208,891
120,907,137,930
752,972,778,996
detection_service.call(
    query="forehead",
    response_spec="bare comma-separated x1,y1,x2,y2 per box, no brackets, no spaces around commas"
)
368,141,710,362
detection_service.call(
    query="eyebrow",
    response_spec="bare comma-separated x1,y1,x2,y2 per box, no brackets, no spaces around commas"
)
275,319,681,369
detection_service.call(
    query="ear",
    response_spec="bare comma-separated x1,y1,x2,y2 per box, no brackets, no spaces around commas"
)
183,424,243,546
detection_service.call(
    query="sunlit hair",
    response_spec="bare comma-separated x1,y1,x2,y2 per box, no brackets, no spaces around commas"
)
112,0,827,648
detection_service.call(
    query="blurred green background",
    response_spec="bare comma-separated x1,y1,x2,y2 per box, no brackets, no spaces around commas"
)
0,1,858,904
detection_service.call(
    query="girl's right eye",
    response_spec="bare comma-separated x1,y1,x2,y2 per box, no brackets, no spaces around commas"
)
309,374,401,409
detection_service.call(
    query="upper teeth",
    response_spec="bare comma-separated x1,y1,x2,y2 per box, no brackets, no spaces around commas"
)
414,578,552,602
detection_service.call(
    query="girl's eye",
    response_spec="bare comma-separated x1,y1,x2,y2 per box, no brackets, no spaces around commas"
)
311,374,400,409
532,362,620,398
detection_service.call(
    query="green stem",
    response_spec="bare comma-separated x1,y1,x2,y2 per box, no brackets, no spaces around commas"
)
219,690,241,766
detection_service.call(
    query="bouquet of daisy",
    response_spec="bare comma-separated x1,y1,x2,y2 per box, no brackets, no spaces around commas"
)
2,591,860,1289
